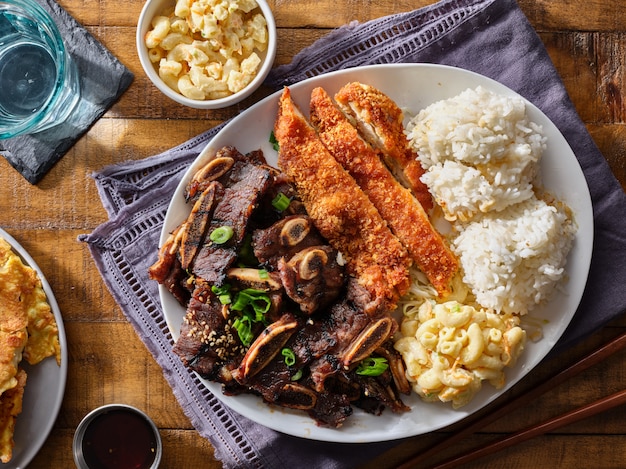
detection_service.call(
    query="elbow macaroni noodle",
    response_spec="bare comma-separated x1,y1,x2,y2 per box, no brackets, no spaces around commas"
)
145,0,268,100
394,300,526,408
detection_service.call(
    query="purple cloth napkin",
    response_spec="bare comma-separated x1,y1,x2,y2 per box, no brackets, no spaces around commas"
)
79,0,626,467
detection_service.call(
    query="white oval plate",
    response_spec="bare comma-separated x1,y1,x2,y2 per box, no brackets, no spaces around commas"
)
0,227,68,466
159,64,593,443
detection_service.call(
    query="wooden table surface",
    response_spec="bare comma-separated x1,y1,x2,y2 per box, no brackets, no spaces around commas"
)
2,0,624,467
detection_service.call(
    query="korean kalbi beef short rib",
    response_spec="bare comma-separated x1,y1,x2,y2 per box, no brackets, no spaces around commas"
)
173,282,247,383
252,215,346,315
189,150,273,284
149,146,409,428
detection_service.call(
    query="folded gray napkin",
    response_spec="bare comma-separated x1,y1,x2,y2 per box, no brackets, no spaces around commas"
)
79,0,626,467
0,0,133,184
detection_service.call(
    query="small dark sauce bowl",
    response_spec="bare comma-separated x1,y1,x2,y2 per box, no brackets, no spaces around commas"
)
73,404,162,469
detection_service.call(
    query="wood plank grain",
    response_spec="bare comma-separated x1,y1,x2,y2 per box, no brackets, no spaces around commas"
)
539,32,598,124
63,322,178,423
538,31,625,125
596,32,626,124
61,0,626,32
589,124,626,192
519,0,626,32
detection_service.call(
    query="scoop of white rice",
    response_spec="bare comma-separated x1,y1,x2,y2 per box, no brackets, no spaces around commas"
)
406,86,546,222
452,196,574,315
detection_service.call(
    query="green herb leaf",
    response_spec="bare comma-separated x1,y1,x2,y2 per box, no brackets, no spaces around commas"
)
356,357,389,376
269,131,279,151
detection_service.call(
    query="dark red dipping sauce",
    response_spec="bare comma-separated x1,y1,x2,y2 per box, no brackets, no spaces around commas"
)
81,409,158,469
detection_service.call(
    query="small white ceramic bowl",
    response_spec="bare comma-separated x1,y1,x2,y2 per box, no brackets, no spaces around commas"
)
136,0,276,109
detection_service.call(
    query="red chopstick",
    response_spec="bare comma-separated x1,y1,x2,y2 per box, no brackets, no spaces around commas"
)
395,330,626,469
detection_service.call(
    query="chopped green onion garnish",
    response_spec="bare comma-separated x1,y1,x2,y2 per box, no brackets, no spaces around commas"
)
233,315,254,347
229,288,273,346
210,225,234,244
211,284,229,295
281,348,296,367
271,193,291,212
211,284,232,304
217,294,231,304
356,357,389,376
231,295,249,312
269,131,279,151
291,369,303,381
231,288,271,319
259,269,269,279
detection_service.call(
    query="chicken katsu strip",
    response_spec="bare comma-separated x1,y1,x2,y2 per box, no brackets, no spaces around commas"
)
334,82,433,212
274,87,411,311
310,87,458,297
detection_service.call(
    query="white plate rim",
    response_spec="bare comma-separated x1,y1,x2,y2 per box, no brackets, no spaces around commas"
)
0,227,68,467
158,63,594,443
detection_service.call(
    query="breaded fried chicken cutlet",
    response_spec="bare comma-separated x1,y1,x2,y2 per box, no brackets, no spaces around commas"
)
274,87,411,312
334,82,433,212
310,87,458,296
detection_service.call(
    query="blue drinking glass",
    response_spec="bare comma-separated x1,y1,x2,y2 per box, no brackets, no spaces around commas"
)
0,0,80,139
